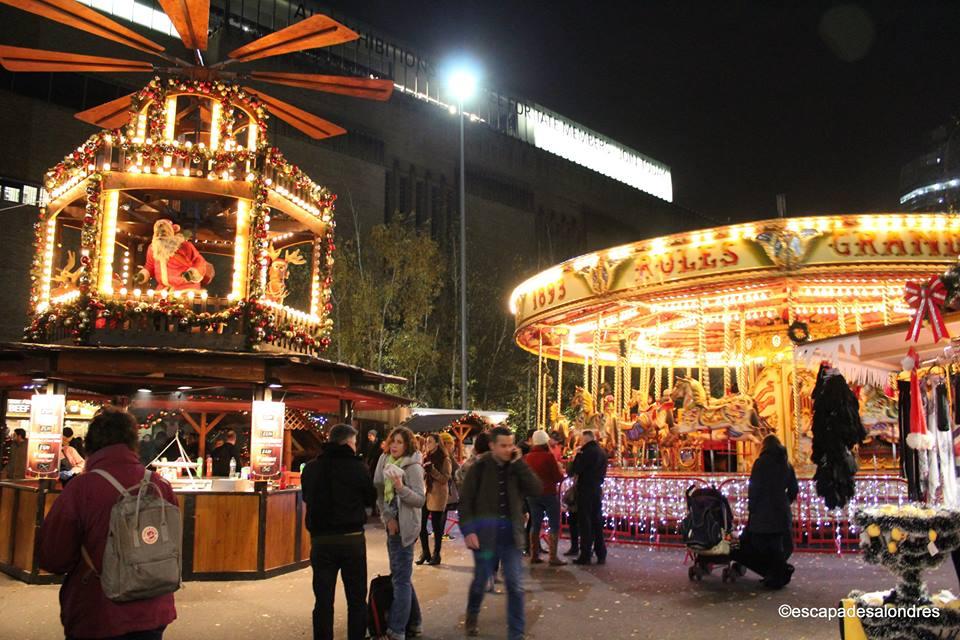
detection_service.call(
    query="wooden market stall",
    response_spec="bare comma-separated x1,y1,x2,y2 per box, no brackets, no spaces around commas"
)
0,3,408,584
0,343,408,583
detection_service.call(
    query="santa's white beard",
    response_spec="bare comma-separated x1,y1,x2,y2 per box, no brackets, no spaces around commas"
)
152,234,184,263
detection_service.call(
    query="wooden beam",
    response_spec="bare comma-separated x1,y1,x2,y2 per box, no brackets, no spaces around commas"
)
179,410,200,432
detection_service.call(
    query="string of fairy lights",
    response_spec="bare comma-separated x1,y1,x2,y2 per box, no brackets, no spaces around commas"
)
557,473,909,551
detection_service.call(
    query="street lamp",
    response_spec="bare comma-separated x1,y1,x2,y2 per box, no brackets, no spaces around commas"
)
446,63,478,411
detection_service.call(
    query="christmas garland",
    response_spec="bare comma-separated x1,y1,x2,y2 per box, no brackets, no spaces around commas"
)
848,504,960,639
787,320,810,345
28,77,337,356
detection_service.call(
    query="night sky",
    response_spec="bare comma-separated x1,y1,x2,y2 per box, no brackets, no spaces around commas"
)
325,1,960,223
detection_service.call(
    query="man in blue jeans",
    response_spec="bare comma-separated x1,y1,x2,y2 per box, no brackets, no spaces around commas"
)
459,426,543,639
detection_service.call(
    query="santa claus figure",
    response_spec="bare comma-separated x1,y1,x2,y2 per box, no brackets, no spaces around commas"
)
135,219,214,291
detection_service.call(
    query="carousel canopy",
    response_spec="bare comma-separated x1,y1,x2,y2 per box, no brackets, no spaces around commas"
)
511,213,960,370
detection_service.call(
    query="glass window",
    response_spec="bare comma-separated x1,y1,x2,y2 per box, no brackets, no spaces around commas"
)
3,186,20,203
22,185,38,206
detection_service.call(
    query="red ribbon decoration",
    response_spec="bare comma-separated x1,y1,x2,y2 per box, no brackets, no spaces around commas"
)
904,276,950,342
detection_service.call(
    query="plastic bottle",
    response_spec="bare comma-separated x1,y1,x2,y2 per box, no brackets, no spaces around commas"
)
279,465,287,490
205,455,212,477
229,458,236,478
196,458,203,478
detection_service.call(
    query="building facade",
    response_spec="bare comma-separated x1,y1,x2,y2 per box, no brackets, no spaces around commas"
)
0,0,706,342
900,116,960,212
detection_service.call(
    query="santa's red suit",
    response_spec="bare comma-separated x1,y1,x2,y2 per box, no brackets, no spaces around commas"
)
138,220,214,290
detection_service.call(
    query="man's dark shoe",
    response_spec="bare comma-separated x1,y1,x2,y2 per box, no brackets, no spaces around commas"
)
563,547,580,557
465,613,479,636
572,556,592,565
415,553,429,565
595,555,606,565
428,553,441,565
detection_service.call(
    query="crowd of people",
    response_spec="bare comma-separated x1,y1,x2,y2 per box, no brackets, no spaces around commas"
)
5,409,807,640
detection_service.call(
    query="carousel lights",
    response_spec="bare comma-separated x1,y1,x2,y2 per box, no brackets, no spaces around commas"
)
509,267,563,310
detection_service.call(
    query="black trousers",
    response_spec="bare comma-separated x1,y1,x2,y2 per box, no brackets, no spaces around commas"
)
567,510,579,550
731,530,794,588
310,532,368,640
576,489,606,560
420,509,445,557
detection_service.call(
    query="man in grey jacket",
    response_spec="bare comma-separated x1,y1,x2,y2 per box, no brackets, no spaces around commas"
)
374,427,426,640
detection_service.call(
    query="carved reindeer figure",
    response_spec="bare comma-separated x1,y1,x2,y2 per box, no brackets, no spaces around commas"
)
50,251,82,297
265,245,307,304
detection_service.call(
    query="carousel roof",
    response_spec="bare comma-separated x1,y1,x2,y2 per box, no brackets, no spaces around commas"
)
510,213,960,368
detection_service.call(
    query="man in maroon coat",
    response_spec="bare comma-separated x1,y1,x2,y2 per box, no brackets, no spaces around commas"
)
39,407,177,640
523,430,567,565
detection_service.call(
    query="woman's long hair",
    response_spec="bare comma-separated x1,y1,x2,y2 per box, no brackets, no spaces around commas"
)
424,433,447,492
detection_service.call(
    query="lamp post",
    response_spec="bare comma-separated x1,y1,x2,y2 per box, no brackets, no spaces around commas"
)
447,67,477,411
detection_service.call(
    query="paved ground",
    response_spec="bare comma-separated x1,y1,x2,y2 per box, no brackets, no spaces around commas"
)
1,526,957,640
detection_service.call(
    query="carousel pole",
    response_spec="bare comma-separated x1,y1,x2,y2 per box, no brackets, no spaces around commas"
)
614,337,624,466
697,296,709,395
592,314,602,400
836,299,847,335
536,335,544,430
882,280,891,326
737,309,747,394
723,305,732,395
654,318,663,399
557,332,565,416
788,286,802,465
583,348,591,397
854,300,863,333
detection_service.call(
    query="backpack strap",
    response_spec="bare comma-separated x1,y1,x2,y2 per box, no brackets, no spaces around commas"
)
89,468,132,497
131,469,170,547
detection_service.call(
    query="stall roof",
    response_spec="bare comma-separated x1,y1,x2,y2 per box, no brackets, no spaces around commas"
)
795,311,960,380
400,410,507,434
0,342,411,412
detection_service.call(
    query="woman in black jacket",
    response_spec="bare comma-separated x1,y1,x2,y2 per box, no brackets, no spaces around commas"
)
732,434,799,589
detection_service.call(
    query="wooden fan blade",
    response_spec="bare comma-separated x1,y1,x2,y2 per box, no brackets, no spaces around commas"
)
75,92,135,129
228,14,357,63
249,72,393,101
158,0,209,51
0,0,165,55
244,88,346,140
0,46,153,73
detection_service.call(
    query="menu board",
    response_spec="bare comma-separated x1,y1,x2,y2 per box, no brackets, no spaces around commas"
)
26,394,65,479
250,401,284,479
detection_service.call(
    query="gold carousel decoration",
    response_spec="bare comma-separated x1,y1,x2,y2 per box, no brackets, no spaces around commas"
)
0,0,393,356
512,214,960,470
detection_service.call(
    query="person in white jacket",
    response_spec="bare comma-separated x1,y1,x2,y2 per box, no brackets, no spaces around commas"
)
374,427,426,640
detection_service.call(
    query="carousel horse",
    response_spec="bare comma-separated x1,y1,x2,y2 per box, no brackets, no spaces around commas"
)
619,396,675,467
570,386,607,444
549,401,571,439
669,377,768,442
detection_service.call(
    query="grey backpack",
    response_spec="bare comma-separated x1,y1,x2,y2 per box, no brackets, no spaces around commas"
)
82,469,182,602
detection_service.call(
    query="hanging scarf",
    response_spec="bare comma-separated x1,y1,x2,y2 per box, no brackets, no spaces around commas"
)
383,455,401,504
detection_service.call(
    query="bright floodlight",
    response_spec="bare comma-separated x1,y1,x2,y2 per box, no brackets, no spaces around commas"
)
447,67,478,103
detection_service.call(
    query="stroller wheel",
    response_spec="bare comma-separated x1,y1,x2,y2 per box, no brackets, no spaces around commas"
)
688,566,702,581
722,567,734,583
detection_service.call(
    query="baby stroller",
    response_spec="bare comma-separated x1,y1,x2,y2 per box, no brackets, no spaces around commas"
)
680,484,741,583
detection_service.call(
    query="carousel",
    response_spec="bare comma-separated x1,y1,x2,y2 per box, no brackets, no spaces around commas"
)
510,213,960,550
0,1,406,583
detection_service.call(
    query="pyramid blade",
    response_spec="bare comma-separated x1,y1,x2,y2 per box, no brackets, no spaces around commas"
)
75,93,135,129
0,46,153,73
245,87,346,140
0,0,165,55
158,0,209,51
249,72,393,101
228,14,357,63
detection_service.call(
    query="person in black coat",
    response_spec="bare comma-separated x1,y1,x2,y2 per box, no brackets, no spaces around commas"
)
211,429,242,477
732,434,799,589
301,423,376,640
568,429,609,565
